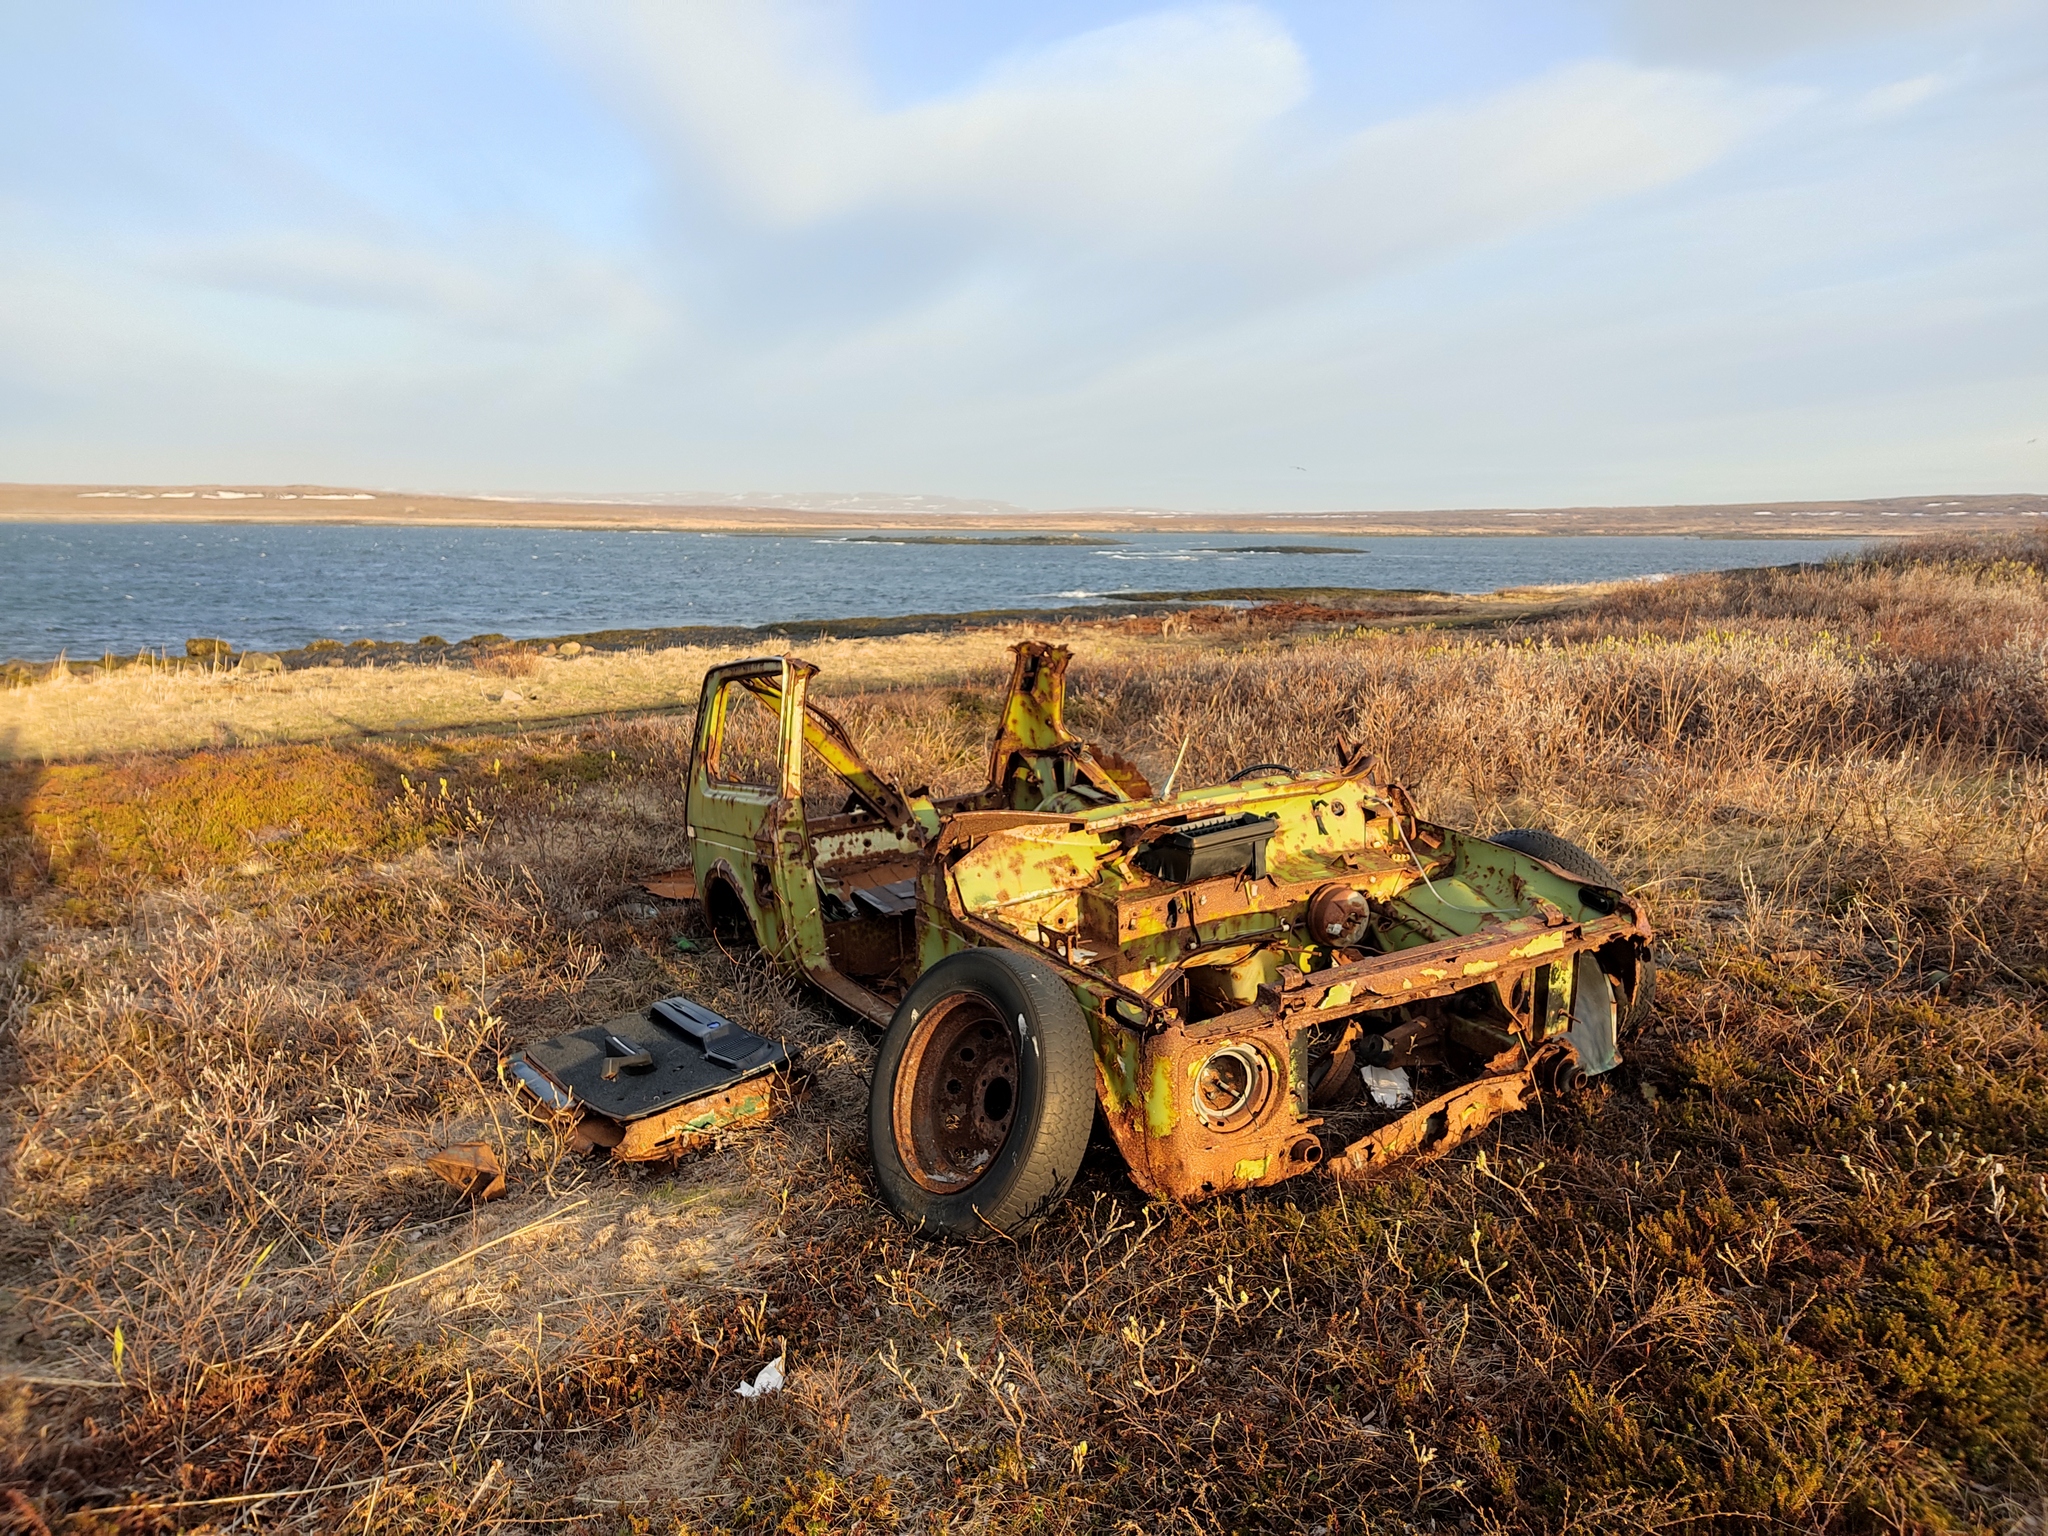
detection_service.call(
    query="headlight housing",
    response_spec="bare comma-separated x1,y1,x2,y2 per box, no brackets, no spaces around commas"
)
1192,1044,1271,1131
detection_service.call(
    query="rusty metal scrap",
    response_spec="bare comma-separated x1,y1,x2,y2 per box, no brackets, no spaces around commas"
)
426,1141,507,1201
1332,1064,1539,1177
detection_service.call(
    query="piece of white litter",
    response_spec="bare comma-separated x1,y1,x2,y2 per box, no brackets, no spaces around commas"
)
1361,1066,1413,1109
735,1353,785,1399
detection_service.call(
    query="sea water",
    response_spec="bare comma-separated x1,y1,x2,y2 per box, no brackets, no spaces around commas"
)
0,523,1871,658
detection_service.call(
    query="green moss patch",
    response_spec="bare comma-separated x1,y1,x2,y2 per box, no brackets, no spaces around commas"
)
25,744,396,893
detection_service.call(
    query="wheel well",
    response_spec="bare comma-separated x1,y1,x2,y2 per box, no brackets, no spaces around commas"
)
703,871,752,939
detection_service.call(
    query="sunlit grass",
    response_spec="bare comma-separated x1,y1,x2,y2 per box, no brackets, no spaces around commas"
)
0,589,1595,764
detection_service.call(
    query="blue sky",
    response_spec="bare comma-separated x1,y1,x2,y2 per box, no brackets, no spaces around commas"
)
0,1,2042,510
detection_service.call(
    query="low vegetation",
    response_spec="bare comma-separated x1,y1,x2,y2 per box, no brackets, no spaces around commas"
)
2,536,2045,1532
0,590,1573,764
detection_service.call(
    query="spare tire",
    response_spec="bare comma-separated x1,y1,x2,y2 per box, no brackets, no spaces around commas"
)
1490,828,1656,1038
1488,827,1619,888
868,948,1096,1239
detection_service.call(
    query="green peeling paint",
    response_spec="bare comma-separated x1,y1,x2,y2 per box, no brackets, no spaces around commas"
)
683,1091,768,1134
1095,1019,1142,1113
1145,1058,1179,1137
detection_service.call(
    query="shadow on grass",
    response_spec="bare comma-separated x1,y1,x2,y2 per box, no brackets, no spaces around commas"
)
0,751,47,903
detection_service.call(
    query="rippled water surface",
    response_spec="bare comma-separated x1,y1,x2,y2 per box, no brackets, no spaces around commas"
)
0,524,1871,657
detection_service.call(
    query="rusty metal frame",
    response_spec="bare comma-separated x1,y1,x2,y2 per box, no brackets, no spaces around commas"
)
613,1074,780,1161
985,641,1150,809
666,639,1656,1211
1330,1060,1543,1178
730,666,936,841
1194,908,1644,1037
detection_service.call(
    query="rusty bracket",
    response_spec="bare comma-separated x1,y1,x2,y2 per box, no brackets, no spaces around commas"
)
426,1142,507,1200
1329,1064,1539,1180
1198,909,1637,1039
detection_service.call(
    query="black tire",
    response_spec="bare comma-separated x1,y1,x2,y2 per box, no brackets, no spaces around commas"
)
868,948,1096,1239
1490,828,1656,1034
1488,827,1619,888
1615,949,1658,1036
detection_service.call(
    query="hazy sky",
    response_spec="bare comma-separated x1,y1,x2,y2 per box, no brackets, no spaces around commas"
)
1,1,2043,510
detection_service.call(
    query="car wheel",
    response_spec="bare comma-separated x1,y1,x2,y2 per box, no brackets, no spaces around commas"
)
1490,827,1656,1038
1488,826,1618,887
868,948,1096,1239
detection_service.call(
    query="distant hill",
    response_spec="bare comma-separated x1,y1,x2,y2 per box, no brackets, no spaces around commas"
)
1,481,2041,538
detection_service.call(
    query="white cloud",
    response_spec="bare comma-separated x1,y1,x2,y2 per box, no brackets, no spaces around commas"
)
542,2,1309,234
1853,61,1970,119
541,0,1789,289
155,230,665,343
1256,60,1797,281
1600,0,2026,64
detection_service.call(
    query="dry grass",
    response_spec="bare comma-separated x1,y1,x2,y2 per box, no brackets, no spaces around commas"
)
473,648,543,681
2,536,2046,1532
0,630,1136,763
0,592,1581,765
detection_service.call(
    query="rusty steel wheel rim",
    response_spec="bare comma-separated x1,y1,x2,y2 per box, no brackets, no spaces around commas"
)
892,993,1020,1194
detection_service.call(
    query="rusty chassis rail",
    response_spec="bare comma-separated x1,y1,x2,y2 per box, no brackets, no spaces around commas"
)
1331,1056,1550,1178
1196,907,1646,1038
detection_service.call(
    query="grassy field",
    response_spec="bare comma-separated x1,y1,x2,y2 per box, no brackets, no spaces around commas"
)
1,629,1032,762
0,589,1565,764
2,537,2045,1533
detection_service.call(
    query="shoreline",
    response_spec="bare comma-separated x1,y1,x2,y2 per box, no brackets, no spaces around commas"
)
4,584,1576,673
0,514,1954,543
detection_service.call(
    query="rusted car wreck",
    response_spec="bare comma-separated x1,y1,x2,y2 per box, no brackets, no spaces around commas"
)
675,641,1652,1237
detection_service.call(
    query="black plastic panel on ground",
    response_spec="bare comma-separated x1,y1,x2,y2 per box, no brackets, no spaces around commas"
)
519,1003,787,1122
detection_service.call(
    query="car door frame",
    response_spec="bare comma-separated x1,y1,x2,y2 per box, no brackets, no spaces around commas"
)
686,656,895,1023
